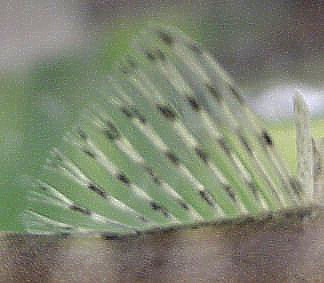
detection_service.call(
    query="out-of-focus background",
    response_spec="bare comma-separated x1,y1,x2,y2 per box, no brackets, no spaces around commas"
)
0,0,323,232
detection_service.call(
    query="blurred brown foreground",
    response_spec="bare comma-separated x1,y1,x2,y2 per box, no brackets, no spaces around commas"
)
0,207,323,282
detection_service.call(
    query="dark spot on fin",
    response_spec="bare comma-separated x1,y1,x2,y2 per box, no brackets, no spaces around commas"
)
60,227,74,234
289,177,302,197
150,202,170,218
187,96,201,111
70,204,91,216
195,147,208,163
165,151,180,165
248,182,258,199
145,50,156,61
157,104,177,120
157,30,174,46
121,107,132,118
88,183,107,199
77,128,88,140
39,185,47,191
261,130,273,147
199,190,214,207
83,149,96,159
120,63,133,75
120,67,129,75
189,43,203,55
178,200,189,210
145,167,161,185
101,233,121,240
218,138,231,156
139,215,149,223
239,134,252,154
121,106,146,124
206,84,222,103
145,49,165,62
117,173,130,186
104,121,120,141
224,185,236,201
132,108,146,124
229,85,244,104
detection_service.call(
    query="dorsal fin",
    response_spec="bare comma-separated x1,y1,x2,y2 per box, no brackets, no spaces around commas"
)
23,27,311,235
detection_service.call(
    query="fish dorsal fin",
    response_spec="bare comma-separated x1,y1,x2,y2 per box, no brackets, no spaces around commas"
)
23,27,309,235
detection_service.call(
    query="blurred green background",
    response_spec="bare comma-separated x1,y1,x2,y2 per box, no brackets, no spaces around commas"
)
0,1,323,232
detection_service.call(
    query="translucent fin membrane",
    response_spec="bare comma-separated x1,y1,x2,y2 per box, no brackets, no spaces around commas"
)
294,93,313,202
24,26,307,235
313,138,324,204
